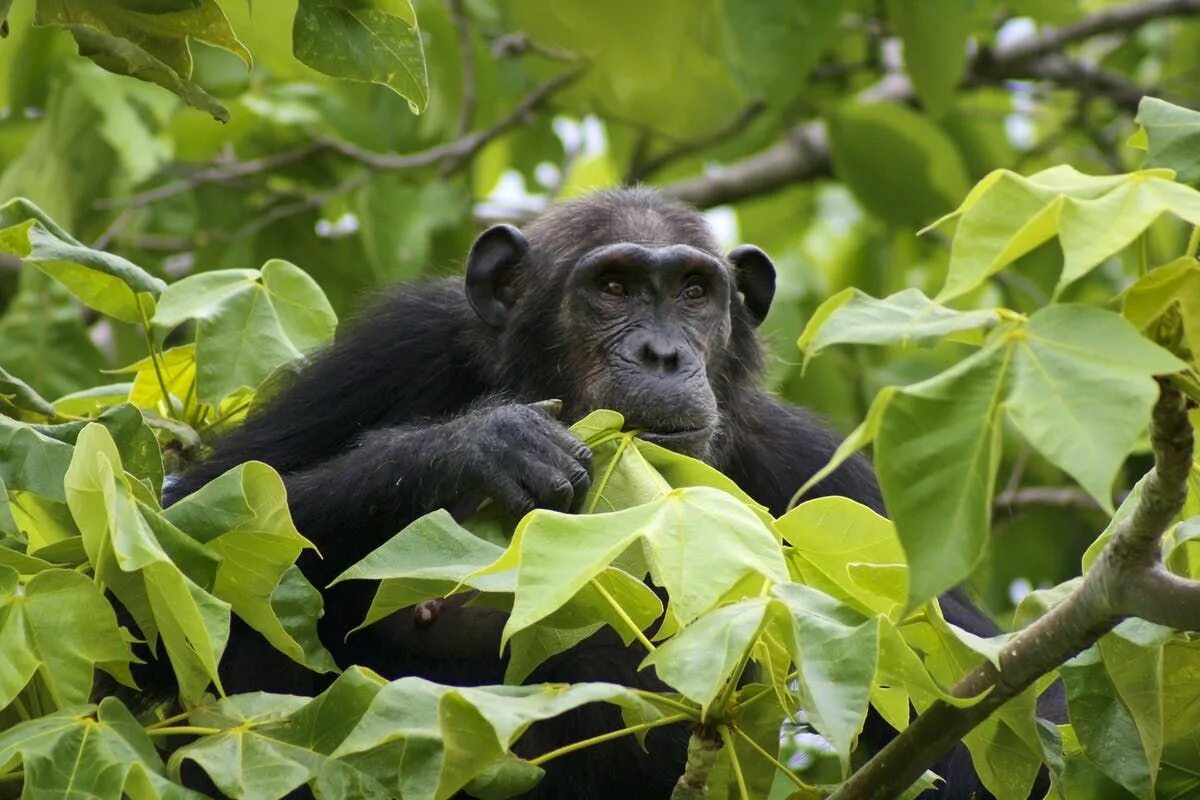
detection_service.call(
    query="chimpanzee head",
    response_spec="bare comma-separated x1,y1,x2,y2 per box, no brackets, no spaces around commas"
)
465,188,775,460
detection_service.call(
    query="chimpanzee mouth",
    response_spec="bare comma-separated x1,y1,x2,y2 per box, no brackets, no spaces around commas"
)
638,426,712,448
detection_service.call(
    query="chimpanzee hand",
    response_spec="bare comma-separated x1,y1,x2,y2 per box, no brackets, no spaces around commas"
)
436,401,593,519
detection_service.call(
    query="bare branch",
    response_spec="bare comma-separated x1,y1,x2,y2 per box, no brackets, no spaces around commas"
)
659,0,1192,208
829,385,1197,800
988,0,1200,66
627,98,766,183
993,486,1106,514
98,70,582,213
663,122,831,208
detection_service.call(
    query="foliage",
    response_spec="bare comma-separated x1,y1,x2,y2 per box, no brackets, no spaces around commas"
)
2,2,1200,799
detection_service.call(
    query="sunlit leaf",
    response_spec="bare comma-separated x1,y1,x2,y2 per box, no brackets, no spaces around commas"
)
1132,96,1200,183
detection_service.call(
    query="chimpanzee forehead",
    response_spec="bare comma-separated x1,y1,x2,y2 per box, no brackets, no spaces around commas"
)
575,242,726,276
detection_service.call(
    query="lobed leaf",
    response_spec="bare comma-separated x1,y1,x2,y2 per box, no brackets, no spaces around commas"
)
927,166,1200,299
152,261,337,406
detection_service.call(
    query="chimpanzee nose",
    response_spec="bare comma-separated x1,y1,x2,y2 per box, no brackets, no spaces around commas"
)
638,338,681,372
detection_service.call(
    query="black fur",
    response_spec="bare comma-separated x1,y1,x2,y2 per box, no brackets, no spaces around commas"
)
164,188,1054,799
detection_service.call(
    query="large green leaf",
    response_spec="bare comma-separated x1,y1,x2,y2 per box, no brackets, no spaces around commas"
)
828,103,970,227
1062,645,1157,800
0,566,135,711
799,305,1183,608
481,487,788,645
0,197,166,322
0,698,192,799
64,423,230,702
777,496,907,619
642,595,778,715
928,166,1200,299
293,0,428,113
722,0,841,99
33,0,250,121
163,461,336,674
152,260,337,405
1131,96,1200,183
773,583,879,769
796,287,1000,363
887,0,970,116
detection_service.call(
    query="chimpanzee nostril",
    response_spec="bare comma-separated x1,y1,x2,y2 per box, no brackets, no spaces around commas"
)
638,339,681,372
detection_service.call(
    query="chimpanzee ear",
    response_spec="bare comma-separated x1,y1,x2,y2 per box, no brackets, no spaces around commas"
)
466,224,530,328
728,245,776,326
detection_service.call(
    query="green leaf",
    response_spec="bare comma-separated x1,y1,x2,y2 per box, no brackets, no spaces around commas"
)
887,0,970,116
929,166,1200,300
163,461,336,673
1123,256,1200,362
797,288,1000,363
777,496,907,619
64,423,230,702
773,583,879,769
0,698,190,799
36,403,165,497
1062,646,1157,800
490,487,788,645
152,261,337,405
0,280,107,400
33,0,250,121
293,0,428,113
330,678,668,800
0,198,166,322
1006,306,1184,511
804,306,1182,608
0,364,57,421
642,595,777,714
828,103,970,227
1132,96,1200,183
723,0,841,99
0,566,135,711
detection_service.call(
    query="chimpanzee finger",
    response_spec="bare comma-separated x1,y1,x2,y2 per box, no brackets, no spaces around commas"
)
515,458,576,512
488,473,539,519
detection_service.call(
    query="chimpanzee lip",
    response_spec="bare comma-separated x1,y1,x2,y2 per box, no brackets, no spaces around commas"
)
639,426,711,443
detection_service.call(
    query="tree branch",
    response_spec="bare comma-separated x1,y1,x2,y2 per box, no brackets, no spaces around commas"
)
627,98,766,183
829,385,1197,800
98,69,582,213
658,0,1193,208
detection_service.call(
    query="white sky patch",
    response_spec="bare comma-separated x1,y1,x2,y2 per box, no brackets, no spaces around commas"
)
996,17,1037,49
1008,577,1034,606
703,206,739,250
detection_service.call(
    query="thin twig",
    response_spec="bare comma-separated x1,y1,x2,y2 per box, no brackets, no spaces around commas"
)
445,0,477,176
628,98,766,183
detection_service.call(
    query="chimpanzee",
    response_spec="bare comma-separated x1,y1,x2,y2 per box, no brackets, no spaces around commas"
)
166,188,1053,799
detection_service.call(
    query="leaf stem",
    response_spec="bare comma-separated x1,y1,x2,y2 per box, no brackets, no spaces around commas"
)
589,577,656,653
145,710,193,730
731,724,812,793
736,670,798,712
528,712,691,766
145,726,222,737
630,690,698,718
1188,225,1200,258
585,435,633,514
137,299,178,421
718,725,751,800
0,770,23,783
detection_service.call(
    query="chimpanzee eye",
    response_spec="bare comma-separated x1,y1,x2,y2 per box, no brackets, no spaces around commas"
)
682,283,705,300
603,280,626,297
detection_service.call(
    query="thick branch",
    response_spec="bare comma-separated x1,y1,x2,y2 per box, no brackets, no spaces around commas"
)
829,386,1196,800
